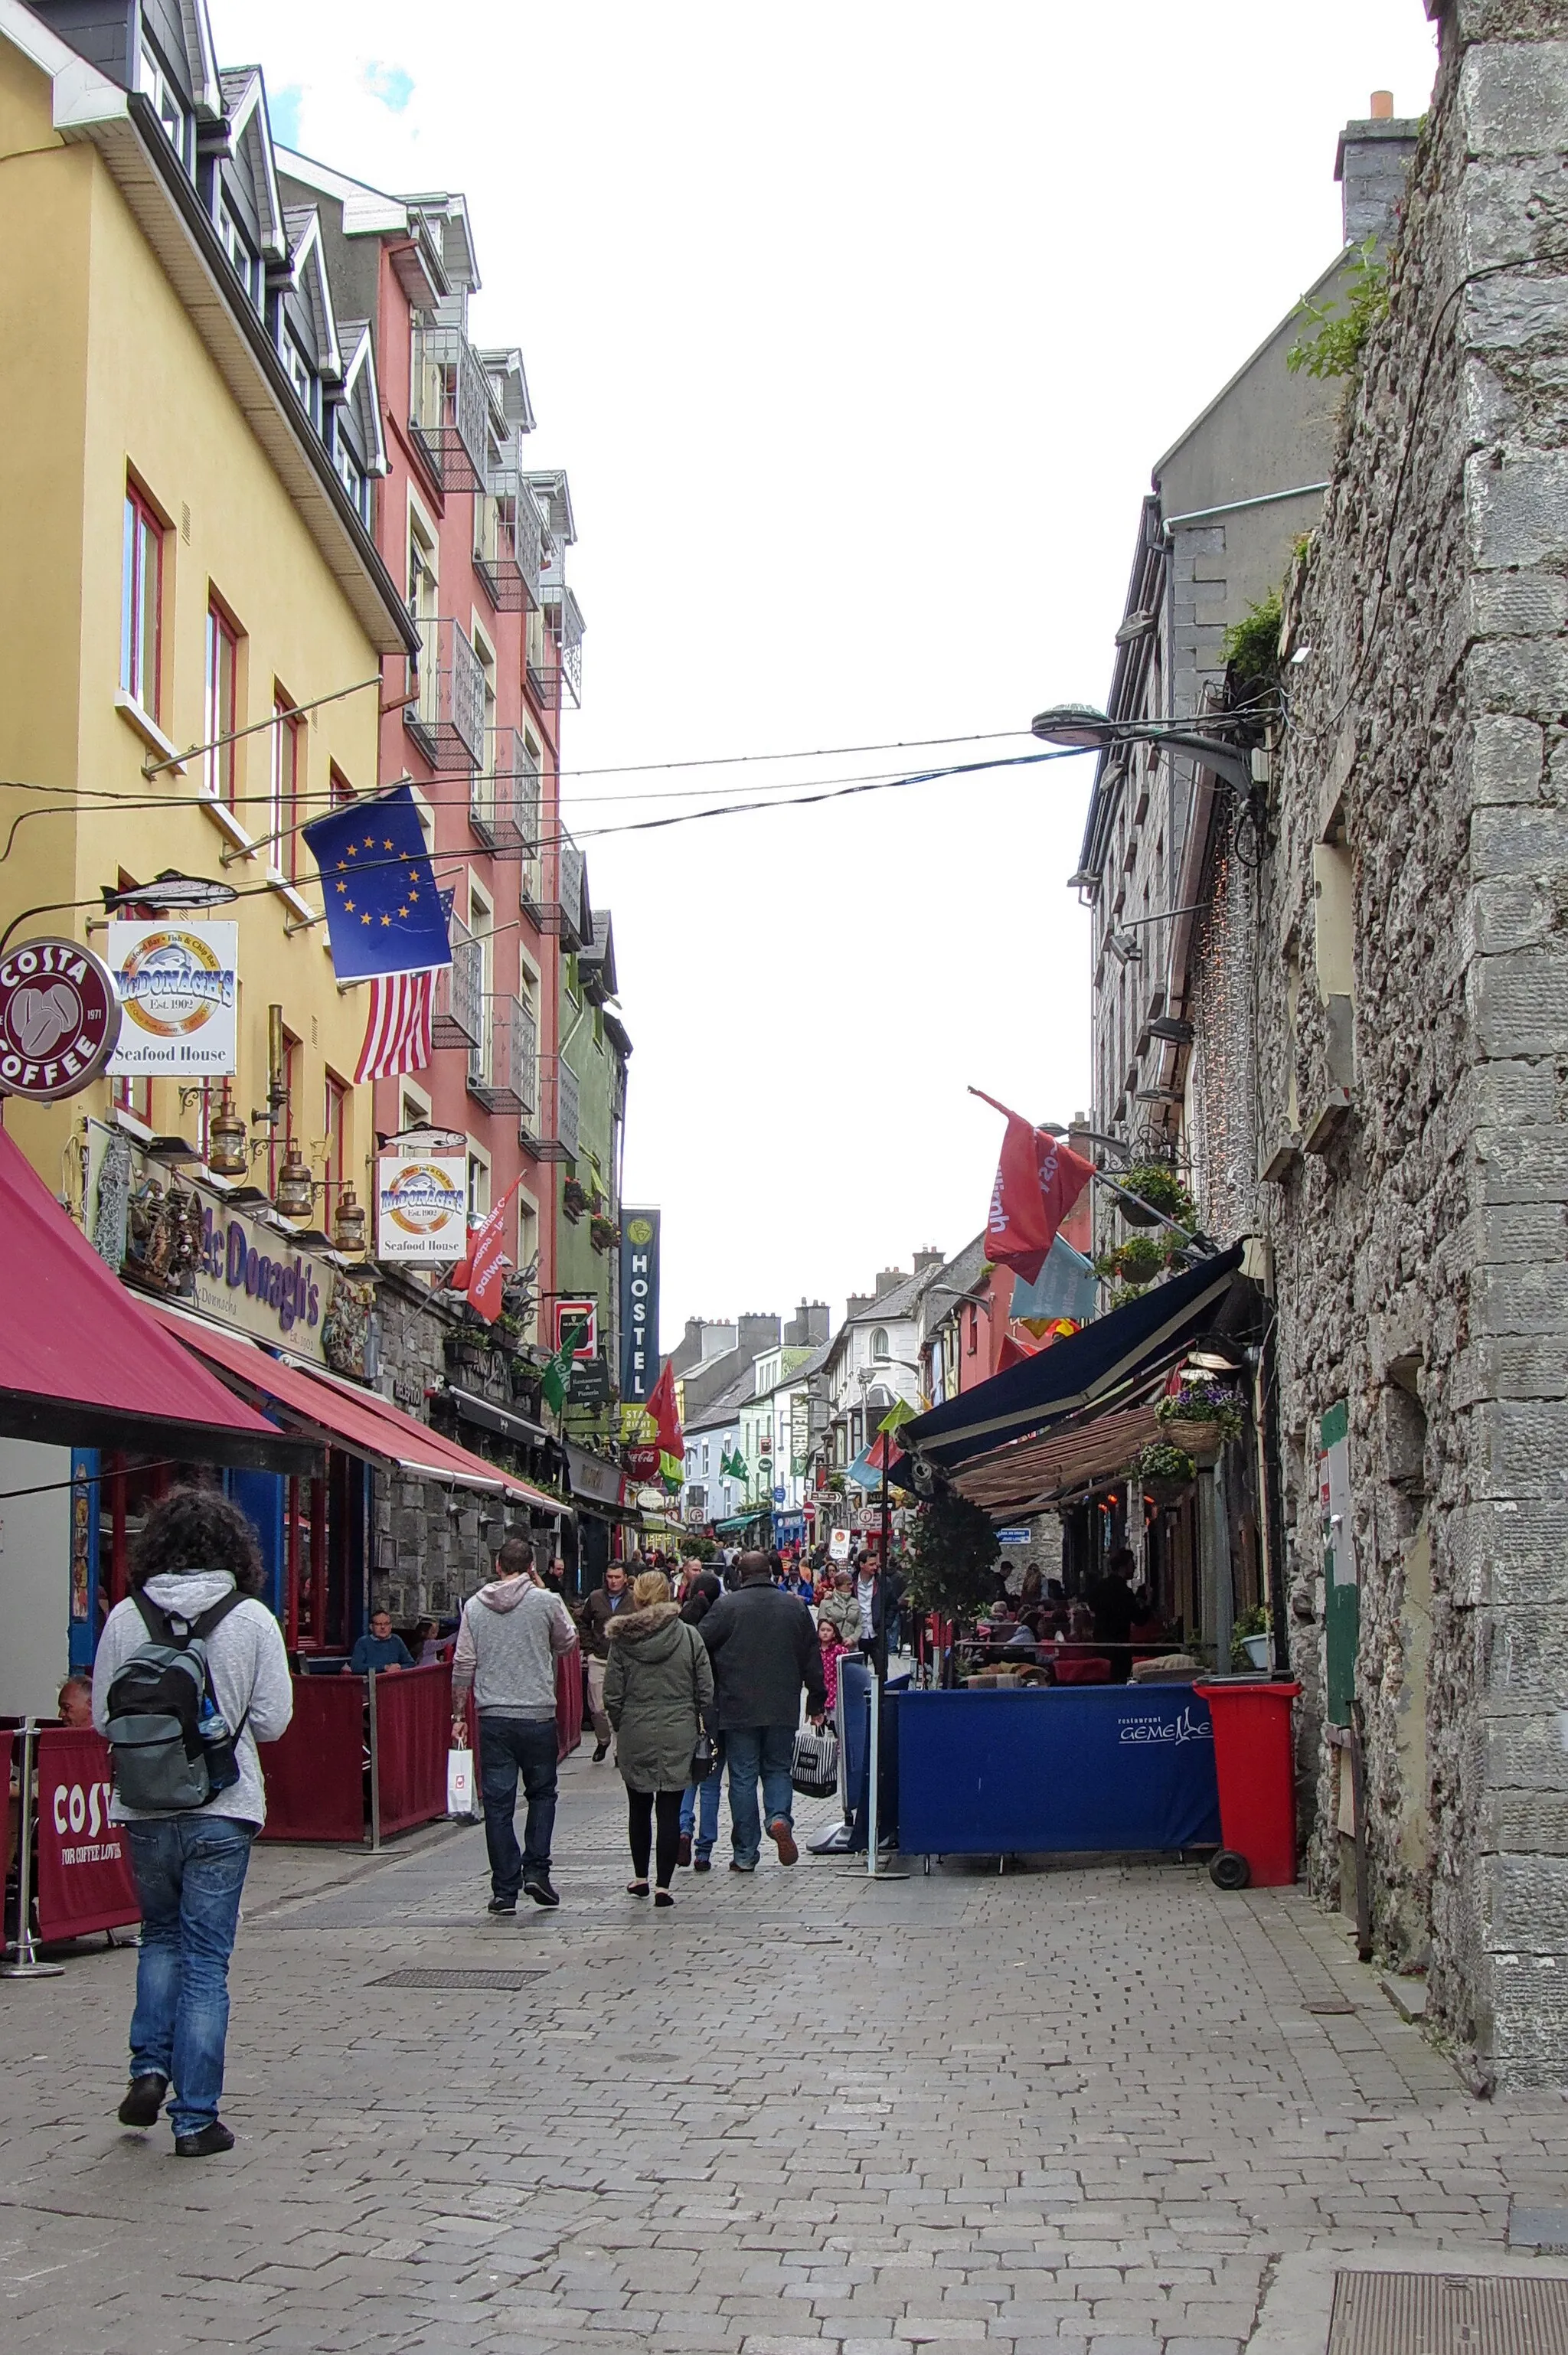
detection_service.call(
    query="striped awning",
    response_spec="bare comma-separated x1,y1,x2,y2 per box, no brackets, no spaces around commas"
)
952,1403,1164,1514
900,1247,1246,1478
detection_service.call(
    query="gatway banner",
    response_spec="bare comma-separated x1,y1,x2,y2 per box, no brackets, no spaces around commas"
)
33,1727,140,1941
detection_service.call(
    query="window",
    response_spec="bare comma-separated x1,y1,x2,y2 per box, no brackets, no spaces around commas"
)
270,694,304,879
121,484,163,719
139,40,189,166
113,1070,152,1124
217,201,259,308
408,504,439,623
204,601,240,805
333,425,368,522
329,764,355,811
871,1327,890,1363
467,1151,490,1221
323,1072,348,1197
280,327,318,425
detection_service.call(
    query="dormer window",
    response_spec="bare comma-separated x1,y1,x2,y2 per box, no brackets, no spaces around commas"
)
139,40,190,168
280,327,318,426
333,431,368,523
217,201,260,309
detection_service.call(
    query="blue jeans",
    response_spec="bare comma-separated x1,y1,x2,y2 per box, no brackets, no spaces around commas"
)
724,1724,795,1867
679,1754,723,1860
123,1813,256,2138
479,1715,558,1899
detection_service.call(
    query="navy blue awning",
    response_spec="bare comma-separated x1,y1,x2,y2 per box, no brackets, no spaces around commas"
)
900,1246,1246,1474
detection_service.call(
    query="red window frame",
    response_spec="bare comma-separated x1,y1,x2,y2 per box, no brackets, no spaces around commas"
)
323,1070,347,1197
122,482,164,720
205,599,240,805
271,694,305,879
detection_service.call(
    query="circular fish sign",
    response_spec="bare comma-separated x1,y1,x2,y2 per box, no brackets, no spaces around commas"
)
0,936,122,1100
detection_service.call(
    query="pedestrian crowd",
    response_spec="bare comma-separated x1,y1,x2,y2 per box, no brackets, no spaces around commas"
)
84,1486,905,2166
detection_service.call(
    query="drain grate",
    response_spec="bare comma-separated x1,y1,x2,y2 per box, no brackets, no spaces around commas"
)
1308,1999,1356,2015
372,1967,546,1991
1328,2271,1568,2353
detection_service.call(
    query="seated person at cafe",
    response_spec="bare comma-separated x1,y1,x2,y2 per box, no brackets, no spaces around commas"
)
1129,1587,1167,1645
57,1673,95,1726
344,1607,415,1675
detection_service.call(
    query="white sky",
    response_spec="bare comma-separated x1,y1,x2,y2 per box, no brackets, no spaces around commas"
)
211,0,1440,1354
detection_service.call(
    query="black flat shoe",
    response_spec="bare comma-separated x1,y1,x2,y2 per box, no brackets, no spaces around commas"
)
118,2073,168,2128
626,1879,650,1897
655,1889,675,1908
175,2121,234,2157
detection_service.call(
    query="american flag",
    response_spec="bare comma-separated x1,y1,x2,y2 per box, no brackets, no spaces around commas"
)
354,971,433,1083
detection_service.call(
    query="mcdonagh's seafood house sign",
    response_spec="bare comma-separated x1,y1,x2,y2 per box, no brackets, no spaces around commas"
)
87,1121,330,1367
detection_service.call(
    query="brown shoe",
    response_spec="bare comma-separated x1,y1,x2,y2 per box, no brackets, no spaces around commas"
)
768,1816,799,1867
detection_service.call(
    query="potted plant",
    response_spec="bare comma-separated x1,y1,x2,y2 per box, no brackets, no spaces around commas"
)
1093,1234,1178,1287
1135,1438,1197,1505
903,1491,1001,1625
1157,1381,1246,1458
1112,1163,1198,1230
1231,1602,1272,1671
562,1177,590,1222
590,1213,620,1253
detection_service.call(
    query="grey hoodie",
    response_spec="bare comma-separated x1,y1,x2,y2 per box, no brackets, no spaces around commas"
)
90,1569,294,1827
452,1576,579,1719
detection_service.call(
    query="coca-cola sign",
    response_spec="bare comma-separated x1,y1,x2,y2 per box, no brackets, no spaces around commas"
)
0,936,122,1099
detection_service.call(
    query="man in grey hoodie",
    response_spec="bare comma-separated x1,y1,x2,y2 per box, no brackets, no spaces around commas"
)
452,1537,580,1912
90,1486,293,2158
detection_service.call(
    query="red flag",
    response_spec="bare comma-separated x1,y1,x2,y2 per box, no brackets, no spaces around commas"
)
997,1331,1042,1372
461,1179,521,1323
647,1358,683,1466
972,1089,1094,1285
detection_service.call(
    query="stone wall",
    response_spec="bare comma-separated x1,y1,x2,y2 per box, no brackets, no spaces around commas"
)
370,1272,563,1623
1258,0,1568,2084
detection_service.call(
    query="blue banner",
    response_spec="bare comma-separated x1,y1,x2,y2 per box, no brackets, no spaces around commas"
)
619,1207,660,1408
892,1684,1220,1856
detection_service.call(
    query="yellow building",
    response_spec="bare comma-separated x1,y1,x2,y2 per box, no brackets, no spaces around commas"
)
0,0,414,1213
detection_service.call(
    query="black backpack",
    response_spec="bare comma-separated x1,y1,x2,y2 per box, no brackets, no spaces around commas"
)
104,1591,249,1812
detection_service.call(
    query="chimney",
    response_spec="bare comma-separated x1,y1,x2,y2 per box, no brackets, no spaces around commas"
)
784,1298,831,1347
874,1268,907,1299
737,1311,781,1360
846,1293,873,1321
913,1249,943,1275
1335,94,1421,249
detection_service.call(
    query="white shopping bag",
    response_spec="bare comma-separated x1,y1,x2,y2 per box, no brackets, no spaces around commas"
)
446,1745,479,1819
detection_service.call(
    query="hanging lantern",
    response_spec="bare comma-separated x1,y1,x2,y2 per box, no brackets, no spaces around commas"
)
332,1184,368,1256
207,1083,247,1178
274,1143,315,1220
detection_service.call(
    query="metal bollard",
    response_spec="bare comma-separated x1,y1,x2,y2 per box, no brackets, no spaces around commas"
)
2,1723,64,1979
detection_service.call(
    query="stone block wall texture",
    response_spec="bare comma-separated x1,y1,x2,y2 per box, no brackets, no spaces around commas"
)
1261,0,1568,2085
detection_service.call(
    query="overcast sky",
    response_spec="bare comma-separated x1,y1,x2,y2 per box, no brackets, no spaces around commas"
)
212,0,1439,1354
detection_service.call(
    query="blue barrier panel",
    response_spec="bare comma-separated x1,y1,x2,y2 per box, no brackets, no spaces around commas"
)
891,1685,1220,1856
838,1658,910,1850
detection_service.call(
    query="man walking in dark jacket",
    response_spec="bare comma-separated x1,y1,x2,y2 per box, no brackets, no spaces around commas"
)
701,1550,825,1873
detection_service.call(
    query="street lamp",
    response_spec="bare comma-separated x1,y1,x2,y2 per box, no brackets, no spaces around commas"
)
1030,704,1257,801
0,870,240,955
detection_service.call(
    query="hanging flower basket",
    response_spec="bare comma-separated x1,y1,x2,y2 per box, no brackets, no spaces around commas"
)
590,1214,620,1253
1156,1383,1246,1455
1135,1440,1196,1503
1112,1163,1198,1230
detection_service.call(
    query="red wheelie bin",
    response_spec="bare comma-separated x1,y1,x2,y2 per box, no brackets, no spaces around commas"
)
1193,1680,1302,1889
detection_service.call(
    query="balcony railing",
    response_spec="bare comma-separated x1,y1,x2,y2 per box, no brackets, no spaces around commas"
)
554,587,585,709
557,832,587,948
431,910,483,1051
410,615,485,770
521,1053,579,1164
410,322,488,494
472,726,526,849
469,992,535,1115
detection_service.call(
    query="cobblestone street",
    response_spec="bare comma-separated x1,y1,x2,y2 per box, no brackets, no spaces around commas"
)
3,1750,1567,2354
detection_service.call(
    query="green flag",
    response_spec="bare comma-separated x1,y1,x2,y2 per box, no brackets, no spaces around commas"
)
541,1317,587,1413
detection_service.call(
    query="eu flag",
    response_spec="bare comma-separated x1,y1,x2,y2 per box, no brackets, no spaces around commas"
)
302,784,452,985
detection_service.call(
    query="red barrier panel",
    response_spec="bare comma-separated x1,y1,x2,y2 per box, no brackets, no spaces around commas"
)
557,1644,583,1762
374,1662,452,1837
34,1728,140,1941
260,1675,365,1843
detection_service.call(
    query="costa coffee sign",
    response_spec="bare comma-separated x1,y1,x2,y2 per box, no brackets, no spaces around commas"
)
0,936,122,1100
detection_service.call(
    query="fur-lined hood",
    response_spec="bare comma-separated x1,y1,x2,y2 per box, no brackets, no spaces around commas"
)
605,1599,683,1654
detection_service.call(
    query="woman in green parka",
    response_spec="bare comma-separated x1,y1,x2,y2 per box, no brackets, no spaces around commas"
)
604,1569,715,1906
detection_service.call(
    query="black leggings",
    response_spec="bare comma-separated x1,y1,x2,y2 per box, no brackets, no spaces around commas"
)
627,1788,684,1887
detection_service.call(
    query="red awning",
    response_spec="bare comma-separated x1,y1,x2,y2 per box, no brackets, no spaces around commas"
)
0,1125,312,1471
149,1305,564,1511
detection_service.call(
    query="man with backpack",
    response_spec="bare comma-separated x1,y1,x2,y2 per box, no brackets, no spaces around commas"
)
91,1485,292,2158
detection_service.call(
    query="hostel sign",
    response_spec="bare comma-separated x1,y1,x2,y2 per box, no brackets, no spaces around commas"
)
619,1206,660,1409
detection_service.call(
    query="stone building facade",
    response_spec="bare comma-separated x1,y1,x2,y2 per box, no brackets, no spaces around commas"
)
1258,0,1568,2086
